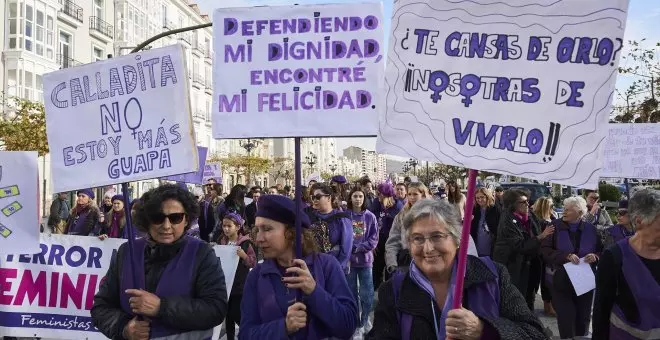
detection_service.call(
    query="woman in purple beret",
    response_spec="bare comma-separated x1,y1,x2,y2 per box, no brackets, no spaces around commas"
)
240,194,358,339
98,195,127,240
369,199,546,339
64,188,100,236
91,184,228,340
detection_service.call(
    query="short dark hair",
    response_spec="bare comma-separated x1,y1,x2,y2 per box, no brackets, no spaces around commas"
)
502,188,531,212
495,187,504,193
134,184,200,232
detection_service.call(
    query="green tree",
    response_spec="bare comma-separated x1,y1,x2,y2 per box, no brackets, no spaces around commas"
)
320,171,333,181
432,164,468,183
612,39,660,123
213,154,270,185
0,95,49,156
269,157,293,183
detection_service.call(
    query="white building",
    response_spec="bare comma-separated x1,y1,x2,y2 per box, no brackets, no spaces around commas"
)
2,0,115,214
342,146,388,181
271,138,338,178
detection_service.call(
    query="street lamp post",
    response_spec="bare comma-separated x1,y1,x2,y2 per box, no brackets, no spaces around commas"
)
240,138,261,186
408,158,419,176
329,163,337,174
305,152,317,175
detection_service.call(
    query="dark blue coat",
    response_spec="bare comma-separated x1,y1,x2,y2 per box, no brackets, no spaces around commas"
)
239,253,358,339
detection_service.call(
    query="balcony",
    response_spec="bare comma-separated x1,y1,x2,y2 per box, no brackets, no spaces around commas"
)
58,0,83,26
193,41,206,56
204,50,213,63
89,16,114,42
162,20,175,30
193,110,205,120
205,82,213,94
192,74,204,88
57,54,80,69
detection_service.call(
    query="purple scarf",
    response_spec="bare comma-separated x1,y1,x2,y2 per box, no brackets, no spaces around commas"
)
108,210,124,238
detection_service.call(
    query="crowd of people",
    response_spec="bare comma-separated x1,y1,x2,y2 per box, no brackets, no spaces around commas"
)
38,175,660,340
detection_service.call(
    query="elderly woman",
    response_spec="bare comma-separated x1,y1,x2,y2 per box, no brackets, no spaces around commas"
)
369,199,546,339
494,188,553,310
240,194,358,339
98,195,126,240
64,188,100,236
541,196,602,340
471,187,501,257
91,184,228,339
593,189,660,339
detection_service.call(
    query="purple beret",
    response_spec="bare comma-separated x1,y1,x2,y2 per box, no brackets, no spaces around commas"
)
256,194,310,228
111,195,124,203
224,212,245,227
76,188,95,200
377,182,396,197
331,175,347,184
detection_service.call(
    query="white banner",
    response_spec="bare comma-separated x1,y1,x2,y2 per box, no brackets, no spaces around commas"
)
0,234,238,339
377,0,630,189
212,3,385,138
601,123,660,179
43,44,198,193
0,151,40,255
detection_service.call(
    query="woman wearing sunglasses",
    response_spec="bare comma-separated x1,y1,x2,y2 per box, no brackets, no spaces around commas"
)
602,200,635,249
92,184,228,340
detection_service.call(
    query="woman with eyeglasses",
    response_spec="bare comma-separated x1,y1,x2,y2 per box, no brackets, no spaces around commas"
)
541,196,602,340
602,200,635,249
240,194,358,339
368,199,547,340
493,188,553,311
91,184,228,340
307,183,353,274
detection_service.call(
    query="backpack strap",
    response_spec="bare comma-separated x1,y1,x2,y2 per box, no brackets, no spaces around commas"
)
391,272,412,340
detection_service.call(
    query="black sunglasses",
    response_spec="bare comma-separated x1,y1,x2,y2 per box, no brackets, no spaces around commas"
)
312,194,330,201
617,210,628,216
150,212,186,225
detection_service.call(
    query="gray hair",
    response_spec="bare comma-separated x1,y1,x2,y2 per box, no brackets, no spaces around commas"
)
563,196,588,216
629,189,660,227
402,199,462,246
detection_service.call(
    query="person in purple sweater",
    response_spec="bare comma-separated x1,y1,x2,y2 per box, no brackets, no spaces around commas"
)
308,183,353,274
346,188,379,337
369,182,404,287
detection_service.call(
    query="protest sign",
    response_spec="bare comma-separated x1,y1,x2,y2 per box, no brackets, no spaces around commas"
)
376,0,630,188
203,163,223,184
163,146,208,184
0,234,238,339
43,44,198,193
0,151,40,255
601,123,660,179
212,3,385,138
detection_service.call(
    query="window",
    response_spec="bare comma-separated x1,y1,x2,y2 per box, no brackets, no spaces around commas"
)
35,9,45,56
25,5,33,51
93,47,104,61
8,2,18,49
36,74,44,102
59,31,72,67
162,4,167,26
94,0,103,19
25,71,34,100
46,16,54,59
7,70,18,97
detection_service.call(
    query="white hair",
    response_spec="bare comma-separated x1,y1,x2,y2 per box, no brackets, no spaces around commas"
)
402,199,462,246
629,189,660,227
563,196,588,216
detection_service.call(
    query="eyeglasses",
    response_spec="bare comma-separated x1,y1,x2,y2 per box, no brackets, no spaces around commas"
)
617,210,628,216
517,200,529,205
410,232,451,246
150,212,186,225
588,195,600,200
312,194,330,201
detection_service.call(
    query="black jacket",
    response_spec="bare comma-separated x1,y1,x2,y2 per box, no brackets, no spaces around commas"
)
245,201,257,230
91,239,228,339
48,198,67,227
198,200,216,242
493,212,543,296
368,256,547,340
471,205,501,251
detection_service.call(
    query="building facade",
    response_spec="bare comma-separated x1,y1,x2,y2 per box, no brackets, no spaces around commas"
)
342,146,388,181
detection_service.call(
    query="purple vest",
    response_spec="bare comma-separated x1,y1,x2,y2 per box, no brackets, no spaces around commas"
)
554,222,597,258
610,239,660,339
392,257,500,340
609,225,635,243
119,236,211,339
67,210,92,235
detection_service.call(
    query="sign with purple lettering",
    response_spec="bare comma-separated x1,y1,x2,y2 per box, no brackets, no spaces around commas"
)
601,124,660,179
162,146,208,184
203,163,223,184
376,0,630,188
212,3,384,138
43,44,198,192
